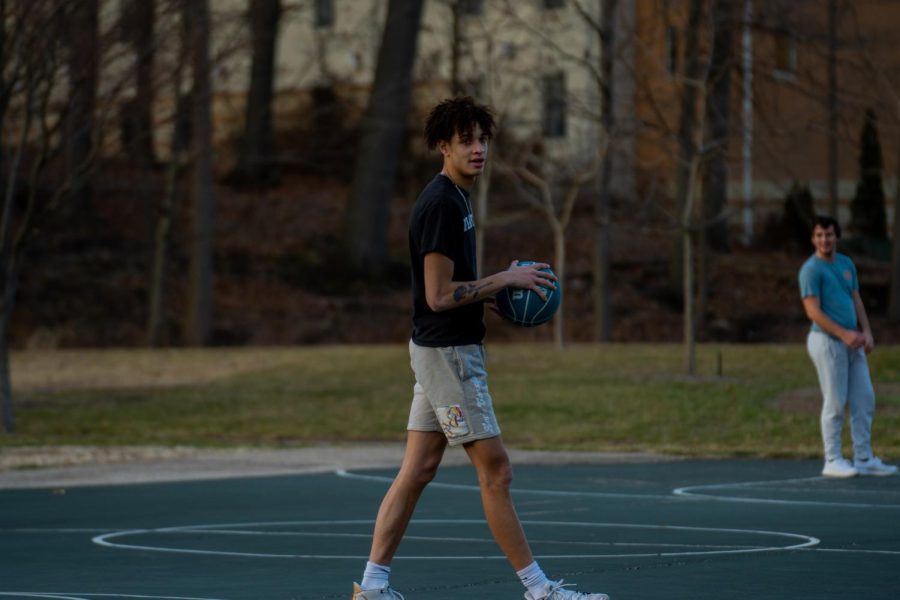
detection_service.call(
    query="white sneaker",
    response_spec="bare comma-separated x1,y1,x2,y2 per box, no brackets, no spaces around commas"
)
351,582,405,599
525,579,610,600
854,456,898,476
822,457,858,478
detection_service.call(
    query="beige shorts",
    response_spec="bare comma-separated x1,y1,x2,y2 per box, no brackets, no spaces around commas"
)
407,339,501,446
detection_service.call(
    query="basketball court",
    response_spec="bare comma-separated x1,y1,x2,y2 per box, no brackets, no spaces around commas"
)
1,453,899,599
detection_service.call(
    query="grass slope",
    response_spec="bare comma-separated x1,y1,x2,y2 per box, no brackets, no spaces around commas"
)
7,344,900,457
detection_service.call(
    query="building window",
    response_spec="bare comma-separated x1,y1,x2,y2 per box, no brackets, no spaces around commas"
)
544,0,565,9
542,73,566,138
315,0,334,29
459,0,483,15
773,29,797,78
498,41,516,59
664,26,679,75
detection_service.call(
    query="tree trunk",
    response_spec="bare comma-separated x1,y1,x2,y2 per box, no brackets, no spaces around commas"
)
147,158,179,346
184,0,216,346
684,156,702,376
889,122,900,323
148,1,191,347
450,0,463,95
553,222,566,349
696,0,735,330
827,0,839,217
670,0,704,294
683,225,696,375
593,0,616,342
702,0,734,252
344,0,424,276
0,266,16,432
63,0,98,214
231,0,281,185
475,160,491,277
122,0,156,167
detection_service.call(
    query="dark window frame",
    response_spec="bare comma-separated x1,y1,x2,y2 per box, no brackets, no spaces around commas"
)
315,0,335,29
542,72,567,138
459,0,484,16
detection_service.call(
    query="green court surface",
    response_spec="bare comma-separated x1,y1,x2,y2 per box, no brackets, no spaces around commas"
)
2,458,899,599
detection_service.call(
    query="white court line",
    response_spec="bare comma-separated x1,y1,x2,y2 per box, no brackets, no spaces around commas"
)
673,476,900,509
4,528,114,534
335,469,677,501
91,519,819,560
813,548,900,556
138,527,773,550
0,594,87,600
0,595,229,600
338,469,900,510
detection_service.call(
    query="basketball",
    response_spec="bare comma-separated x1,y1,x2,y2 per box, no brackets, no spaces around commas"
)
495,261,561,327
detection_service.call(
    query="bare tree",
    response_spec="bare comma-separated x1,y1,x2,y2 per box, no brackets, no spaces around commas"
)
593,0,617,342
183,0,216,346
891,130,900,322
62,0,99,214
147,3,194,347
500,0,622,342
827,0,839,218
120,0,157,167
696,0,737,326
701,0,736,253
344,0,425,276
497,144,602,348
229,0,282,186
0,0,116,431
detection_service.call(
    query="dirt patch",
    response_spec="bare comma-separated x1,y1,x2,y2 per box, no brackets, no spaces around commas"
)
10,347,300,393
773,384,900,416
0,445,205,470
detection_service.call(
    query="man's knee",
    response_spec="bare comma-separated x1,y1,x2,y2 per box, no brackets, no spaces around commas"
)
400,453,442,488
478,457,514,492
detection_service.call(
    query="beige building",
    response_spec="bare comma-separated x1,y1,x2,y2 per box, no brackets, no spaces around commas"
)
113,0,897,238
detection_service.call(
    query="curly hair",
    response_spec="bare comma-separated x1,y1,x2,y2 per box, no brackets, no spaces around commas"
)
812,215,842,238
424,96,495,150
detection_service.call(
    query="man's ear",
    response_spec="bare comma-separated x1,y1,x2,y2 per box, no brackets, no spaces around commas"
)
438,139,450,157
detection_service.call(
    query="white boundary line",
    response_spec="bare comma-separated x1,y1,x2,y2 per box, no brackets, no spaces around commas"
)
672,476,900,509
90,519,819,560
339,468,900,509
0,595,86,600
16,466,899,566
813,548,900,556
0,595,229,600
335,469,677,501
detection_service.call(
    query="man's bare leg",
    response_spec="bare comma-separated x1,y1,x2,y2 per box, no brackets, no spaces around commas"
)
368,430,447,564
464,436,534,570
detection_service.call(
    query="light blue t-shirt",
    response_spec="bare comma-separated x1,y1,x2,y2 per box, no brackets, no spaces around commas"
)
798,253,859,333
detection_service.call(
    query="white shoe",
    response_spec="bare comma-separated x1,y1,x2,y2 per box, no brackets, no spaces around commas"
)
525,579,610,600
822,457,858,478
854,456,898,476
351,582,405,599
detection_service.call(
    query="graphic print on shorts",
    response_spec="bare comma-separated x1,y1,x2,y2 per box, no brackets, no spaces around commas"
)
439,405,470,439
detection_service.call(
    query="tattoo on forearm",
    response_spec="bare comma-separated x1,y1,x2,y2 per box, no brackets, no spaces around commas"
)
453,280,492,303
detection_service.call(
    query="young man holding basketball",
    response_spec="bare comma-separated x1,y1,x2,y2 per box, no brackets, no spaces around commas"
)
351,97,610,600
799,215,897,478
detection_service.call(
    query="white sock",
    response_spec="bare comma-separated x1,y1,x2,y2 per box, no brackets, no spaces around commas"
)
517,561,552,599
361,561,391,590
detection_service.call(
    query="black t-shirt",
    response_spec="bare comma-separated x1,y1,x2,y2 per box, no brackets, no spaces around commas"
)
408,173,485,346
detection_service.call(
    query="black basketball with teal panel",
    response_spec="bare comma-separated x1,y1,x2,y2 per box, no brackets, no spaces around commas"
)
495,261,561,327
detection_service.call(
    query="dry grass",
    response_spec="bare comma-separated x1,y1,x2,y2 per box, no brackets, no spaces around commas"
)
11,347,303,392
5,344,900,458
